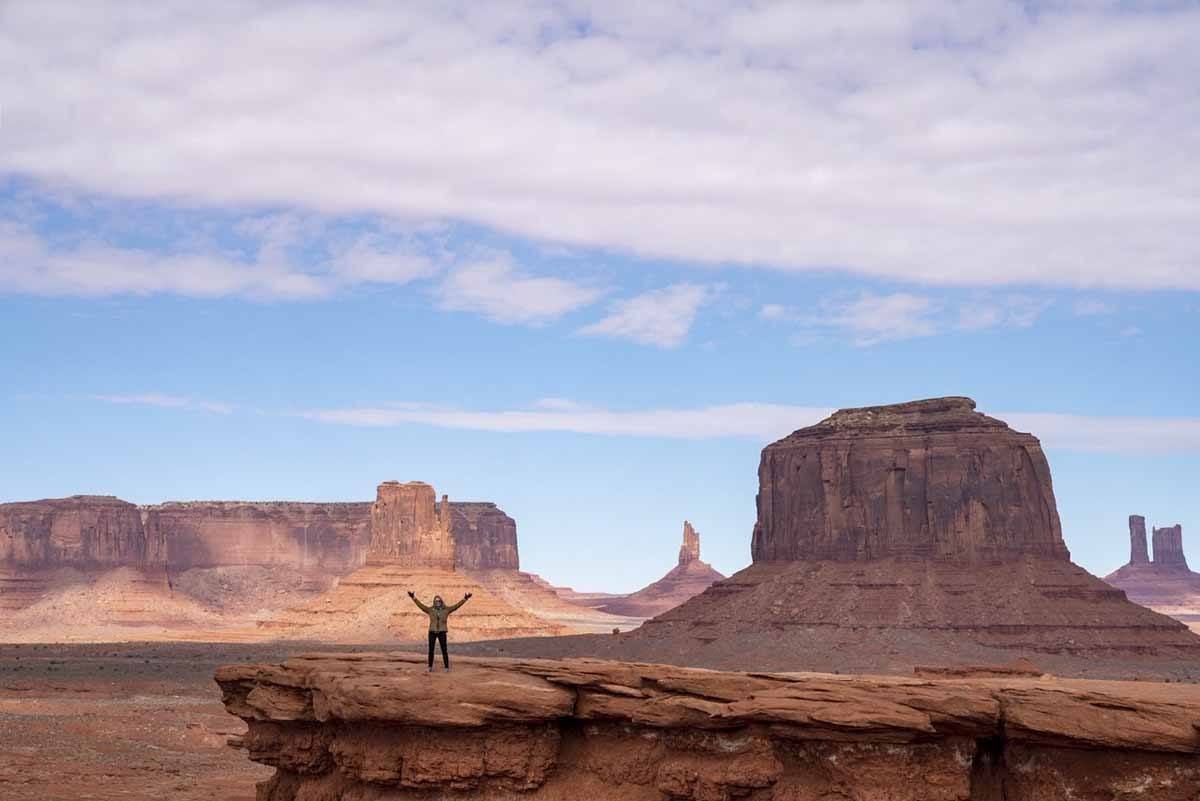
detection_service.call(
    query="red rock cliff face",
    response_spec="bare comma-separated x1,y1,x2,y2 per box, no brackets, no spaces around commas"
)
3,494,520,575
366,481,455,569
1153,524,1189,569
447,501,519,570
142,501,371,572
0,496,164,567
751,397,1068,564
218,653,1200,801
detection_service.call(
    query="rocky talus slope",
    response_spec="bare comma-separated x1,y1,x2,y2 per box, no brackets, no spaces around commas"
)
597,521,726,617
217,652,1200,801
464,398,1200,678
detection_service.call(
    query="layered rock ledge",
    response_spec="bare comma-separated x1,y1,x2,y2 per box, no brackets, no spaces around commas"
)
217,652,1200,801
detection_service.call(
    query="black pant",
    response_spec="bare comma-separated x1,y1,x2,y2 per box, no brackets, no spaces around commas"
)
427,630,449,668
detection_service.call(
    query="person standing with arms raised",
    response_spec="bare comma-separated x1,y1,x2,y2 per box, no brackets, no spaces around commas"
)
408,591,471,672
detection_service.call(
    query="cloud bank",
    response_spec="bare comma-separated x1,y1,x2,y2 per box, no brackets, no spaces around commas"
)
2,1,1199,292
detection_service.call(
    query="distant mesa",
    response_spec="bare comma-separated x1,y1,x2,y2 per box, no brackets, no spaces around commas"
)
468,397,1200,677
0,481,631,640
1105,517,1200,627
595,520,725,618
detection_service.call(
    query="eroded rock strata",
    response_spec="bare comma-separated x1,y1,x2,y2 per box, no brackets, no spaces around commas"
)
217,652,1200,801
0,490,524,619
751,397,1068,563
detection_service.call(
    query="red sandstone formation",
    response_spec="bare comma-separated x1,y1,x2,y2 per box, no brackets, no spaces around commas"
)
218,652,1200,801
1129,514,1150,565
466,398,1200,678
1106,518,1200,629
0,490,528,624
448,502,519,569
752,397,1067,563
260,481,568,642
143,501,371,573
596,521,726,617
0,495,165,567
1153,523,1189,569
366,482,455,569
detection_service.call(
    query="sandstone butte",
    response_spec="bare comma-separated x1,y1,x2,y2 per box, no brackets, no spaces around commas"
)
216,651,1200,801
461,397,1200,679
0,485,635,639
1106,515,1200,631
595,521,727,617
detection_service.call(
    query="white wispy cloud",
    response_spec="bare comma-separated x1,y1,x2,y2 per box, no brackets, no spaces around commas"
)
809,293,941,346
784,292,1053,346
578,283,714,348
301,399,1200,453
303,402,832,440
435,256,603,325
90,393,234,414
2,3,1198,291
1072,299,1115,317
0,218,437,300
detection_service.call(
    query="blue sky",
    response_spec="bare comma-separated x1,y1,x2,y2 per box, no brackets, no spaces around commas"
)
1,2,1198,591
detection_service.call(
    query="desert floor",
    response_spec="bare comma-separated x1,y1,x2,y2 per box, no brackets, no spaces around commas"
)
0,642,391,801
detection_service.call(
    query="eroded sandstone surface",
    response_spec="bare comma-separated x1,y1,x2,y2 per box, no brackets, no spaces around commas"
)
217,652,1200,801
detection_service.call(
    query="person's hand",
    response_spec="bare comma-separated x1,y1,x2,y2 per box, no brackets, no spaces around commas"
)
407,590,415,598
465,593,473,599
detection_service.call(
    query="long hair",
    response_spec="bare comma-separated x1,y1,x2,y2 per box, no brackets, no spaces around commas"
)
433,595,444,607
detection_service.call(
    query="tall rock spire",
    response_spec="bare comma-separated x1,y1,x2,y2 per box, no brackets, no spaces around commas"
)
1129,515,1150,565
366,481,455,569
678,520,701,565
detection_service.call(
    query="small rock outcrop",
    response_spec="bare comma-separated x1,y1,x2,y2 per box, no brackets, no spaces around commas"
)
217,652,1200,801
595,521,725,618
751,397,1068,564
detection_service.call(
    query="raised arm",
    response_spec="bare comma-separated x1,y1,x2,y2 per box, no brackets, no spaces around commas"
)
446,593,472,612
407,591,430,612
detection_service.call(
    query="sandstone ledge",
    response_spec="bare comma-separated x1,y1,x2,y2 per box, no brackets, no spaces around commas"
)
217,652,1200,800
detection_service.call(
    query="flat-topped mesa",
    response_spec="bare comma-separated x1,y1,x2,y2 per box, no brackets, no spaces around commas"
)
678,520,701,565
752,396,1069,564
365,481,455,569
1153,524,1189,569
1129,515,1150,565
0,495,165,567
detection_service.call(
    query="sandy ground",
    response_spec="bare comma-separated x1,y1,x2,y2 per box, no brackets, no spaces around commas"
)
0,642,390,801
